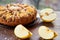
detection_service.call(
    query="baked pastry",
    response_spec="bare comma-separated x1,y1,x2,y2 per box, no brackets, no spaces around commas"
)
0,3,37,26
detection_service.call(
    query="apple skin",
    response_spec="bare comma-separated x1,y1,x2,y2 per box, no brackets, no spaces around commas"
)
40,8,57,22
38,26,58,39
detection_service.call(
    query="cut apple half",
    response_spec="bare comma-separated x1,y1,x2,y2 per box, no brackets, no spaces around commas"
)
38,26,57,39
14,24,32,39
40,8,57,22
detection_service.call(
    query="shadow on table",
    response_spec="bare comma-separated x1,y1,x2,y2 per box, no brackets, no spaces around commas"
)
0,23,15,30
38,22,54,28
39,37,54,40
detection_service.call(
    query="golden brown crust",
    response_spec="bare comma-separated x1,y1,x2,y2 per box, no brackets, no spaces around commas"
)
0,3,37,26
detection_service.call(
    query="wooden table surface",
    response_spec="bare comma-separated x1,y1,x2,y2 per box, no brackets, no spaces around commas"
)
0,10,60,40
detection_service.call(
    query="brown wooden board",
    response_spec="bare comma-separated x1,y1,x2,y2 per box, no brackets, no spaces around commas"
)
0,10,60,40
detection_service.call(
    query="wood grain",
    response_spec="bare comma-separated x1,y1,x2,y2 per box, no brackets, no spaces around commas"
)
0,10,60,40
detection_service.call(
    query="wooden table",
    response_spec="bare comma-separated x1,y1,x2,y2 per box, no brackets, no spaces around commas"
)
0,10,60,40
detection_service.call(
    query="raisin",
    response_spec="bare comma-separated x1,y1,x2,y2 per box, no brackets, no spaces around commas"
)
0,14,3,17
31,16,34,20
28,13,31,16
8,18,12,22
2,15,6,20
24,8,27,11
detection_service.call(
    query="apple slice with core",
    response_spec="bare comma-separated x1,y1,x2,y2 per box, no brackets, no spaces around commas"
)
40,8,57,22
38,26,57,39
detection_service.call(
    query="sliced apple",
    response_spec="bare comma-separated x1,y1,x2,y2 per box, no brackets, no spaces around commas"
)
40,8,57,22
14,24,32,39
38,26,57,39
